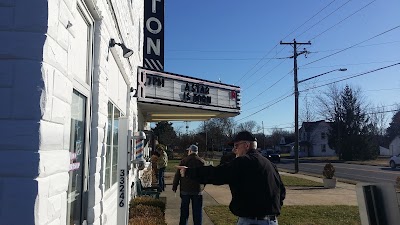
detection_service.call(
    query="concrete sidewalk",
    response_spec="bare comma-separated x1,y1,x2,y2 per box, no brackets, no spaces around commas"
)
162,171,358,224
161,172,218,225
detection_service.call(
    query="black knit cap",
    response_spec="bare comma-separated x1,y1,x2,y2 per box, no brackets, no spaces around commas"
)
228,131,257,146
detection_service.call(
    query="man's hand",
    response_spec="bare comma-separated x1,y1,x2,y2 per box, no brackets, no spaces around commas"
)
172,187,177,192
175,165,188,177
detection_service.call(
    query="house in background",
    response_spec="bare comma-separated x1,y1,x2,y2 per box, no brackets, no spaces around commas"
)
379,146,390,156
291,120,336,157
389,136,400,156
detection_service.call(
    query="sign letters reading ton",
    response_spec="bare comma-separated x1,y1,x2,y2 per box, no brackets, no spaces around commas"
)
144,0,164,71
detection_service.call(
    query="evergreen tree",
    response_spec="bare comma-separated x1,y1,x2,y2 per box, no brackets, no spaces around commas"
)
328,85,378,160
152,121,177,147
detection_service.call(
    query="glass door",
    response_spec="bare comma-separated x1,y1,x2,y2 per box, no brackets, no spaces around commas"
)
67,90,87,225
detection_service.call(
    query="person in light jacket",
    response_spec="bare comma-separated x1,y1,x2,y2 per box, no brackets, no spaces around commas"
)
156,145,168,191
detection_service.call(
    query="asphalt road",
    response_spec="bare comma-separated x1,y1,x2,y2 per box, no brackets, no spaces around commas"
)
277,159,400,185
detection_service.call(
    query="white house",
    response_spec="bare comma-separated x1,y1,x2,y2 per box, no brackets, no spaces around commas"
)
292,120,336,157
0,1,240,225
389,136,400,156
379,146,390,156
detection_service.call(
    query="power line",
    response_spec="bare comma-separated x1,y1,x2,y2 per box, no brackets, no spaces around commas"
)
310,0,377,41
166,41,400,56
300,59,400,70
367,103,400,111
309,41,400,54
244,89,294,111
299,72,400,88
300,62,400,92
288,0,338,39
165,57,283,61
166,49,271,53
301,25,400,67
305,88,400,100
236,93,294,122
366,109,400,115
241,58,290,90
364,87,400,92
235,44,280,84
243,70,292,106
296,0,352,38
235,0,341,85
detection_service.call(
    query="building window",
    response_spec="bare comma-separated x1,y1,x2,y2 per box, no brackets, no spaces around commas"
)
105,102,122,190
67,90,88,225
321,132,326,139
321,144,326,152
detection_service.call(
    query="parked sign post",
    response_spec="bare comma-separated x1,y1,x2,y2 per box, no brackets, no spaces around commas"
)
117,117,147,225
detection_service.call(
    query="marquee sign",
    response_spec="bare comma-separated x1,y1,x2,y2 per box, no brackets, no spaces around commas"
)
137,68,241,114
143,0,164,71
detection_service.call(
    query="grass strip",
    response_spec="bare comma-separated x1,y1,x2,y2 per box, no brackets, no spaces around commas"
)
281,175,323,187
204,205,361,225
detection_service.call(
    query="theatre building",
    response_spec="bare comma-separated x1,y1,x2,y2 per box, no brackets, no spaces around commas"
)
0,1,240,225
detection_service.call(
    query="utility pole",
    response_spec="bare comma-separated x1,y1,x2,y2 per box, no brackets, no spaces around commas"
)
204,121,208,157
280,39,311,173
262,121,266,149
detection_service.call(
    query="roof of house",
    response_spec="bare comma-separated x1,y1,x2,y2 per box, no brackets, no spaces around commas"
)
301,120,333,132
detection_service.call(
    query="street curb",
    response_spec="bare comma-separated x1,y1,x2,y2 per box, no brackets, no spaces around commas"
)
278,168,358,185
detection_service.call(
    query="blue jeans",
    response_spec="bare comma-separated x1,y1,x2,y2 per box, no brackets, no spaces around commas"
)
179,194,203,225
158,167,166,191
237,217,278,225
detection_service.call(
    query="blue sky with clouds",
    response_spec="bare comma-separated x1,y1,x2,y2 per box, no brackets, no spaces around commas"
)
159,0,400,134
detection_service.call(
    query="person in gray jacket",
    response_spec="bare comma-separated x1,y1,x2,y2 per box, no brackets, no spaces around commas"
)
172,145,205,225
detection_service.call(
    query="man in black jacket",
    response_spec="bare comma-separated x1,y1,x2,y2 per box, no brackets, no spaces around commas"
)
173,144,205,225
177,131,286,225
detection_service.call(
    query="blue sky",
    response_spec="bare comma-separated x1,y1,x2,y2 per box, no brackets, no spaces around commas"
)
160,0,400,134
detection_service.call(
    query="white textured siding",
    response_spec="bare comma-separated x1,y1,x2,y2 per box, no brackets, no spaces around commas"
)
389,136,400,156
309,122,336,157
0,0,47,224
0,0,143,225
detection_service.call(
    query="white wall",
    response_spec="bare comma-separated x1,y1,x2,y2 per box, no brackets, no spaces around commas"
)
380,146,390,156
86,0,143,224
389,136,400,156
297,122,336,157
310,122,336,157
0,0,144,224
0,0,48,224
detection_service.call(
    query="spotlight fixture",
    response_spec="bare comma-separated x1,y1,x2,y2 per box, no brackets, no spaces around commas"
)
109,38,133,58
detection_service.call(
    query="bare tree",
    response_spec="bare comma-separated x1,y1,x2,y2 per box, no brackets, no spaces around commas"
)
315,84,341,121
300,93,316,122
369,104,389,136
316,84,366,121
198,118,236,151
236,120,258,133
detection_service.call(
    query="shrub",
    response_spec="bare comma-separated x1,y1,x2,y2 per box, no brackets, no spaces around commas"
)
323,163,335,179
129,205,163,219
130,197,166,213
128,217,167,225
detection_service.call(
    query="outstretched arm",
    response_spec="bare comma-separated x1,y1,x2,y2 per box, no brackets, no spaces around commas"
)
176,162,234,185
